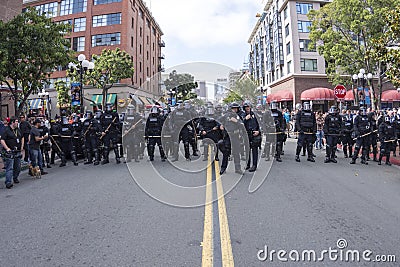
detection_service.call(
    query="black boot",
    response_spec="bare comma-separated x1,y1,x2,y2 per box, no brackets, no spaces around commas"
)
343,145,348,158
101,147,110,165
378,154,383,165
94,150,100,166
324,147,331,163
386,154,392,166
113,147,121,164
295,146,301,162
84,152,93,165
330,148,337,163
72,152,78,166
59,155,66,167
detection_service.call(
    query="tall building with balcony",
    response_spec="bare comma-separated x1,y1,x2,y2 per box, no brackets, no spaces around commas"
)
23,0,165,112
249,0,334,111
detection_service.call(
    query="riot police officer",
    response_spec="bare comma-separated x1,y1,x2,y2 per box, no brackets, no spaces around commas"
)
295,102,316,162
341,110,354,158
59,116,78,167
50,117,62,165
123,104,143,163
367,111,378,162
168,100,193,161
184,100,199,157
218,102,244,174
71,115,83,159
242,101,261,172
82,111,102,165
378,115,397,166
350,107,371,165
267,101,286,162
145,105,166,161
323,106,342,163
100,103,120,164
39,120,51,168
198,103,222,161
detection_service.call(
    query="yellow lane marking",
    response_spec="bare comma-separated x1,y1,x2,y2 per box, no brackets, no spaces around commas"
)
215,162,235,267
201,148,213,267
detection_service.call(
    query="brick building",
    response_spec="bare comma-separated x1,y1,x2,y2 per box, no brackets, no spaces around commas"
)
23,0,165,114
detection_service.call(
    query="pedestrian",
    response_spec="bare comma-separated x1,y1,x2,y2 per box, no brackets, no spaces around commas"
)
283,109,291,138
29,119,48,175
19,114,31,163
1,117,24,188
315,111,324,150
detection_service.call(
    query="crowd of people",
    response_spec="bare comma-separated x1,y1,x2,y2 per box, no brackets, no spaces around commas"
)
1,99,399,189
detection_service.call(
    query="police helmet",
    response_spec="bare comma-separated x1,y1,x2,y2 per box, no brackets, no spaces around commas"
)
296,103,302,110
270,101,278,110
61,116,69,125
150,105,159,115
73,115,80,123
86,111,93,120
206,104,214,115
303,102,311,111
126,104,135,116
329,106,338,114
359,107,367,116
384,116,391,123
95,110,103,119
184,100,191,110
243,101,252,109
177,100,184,109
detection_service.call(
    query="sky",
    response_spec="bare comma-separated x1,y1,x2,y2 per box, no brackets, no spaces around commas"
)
145,0,263,71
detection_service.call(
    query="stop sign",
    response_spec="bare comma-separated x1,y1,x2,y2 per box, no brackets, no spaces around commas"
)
334,84,347,99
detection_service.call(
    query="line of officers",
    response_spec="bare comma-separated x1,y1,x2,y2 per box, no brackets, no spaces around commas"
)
292,102,400,166
38,100,400,172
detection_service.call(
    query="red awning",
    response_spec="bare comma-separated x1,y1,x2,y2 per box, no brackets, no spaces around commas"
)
267,90,293,103
381,90,400,102
301,87,335,101
344,90,354,101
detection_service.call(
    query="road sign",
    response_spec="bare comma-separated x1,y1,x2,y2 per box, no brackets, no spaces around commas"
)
334,84,347,99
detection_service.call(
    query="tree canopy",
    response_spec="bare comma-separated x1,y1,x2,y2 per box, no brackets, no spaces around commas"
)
0,7,73,116
225,76,258,104
164,70,198,101
308,0,400,108
68,48,135,108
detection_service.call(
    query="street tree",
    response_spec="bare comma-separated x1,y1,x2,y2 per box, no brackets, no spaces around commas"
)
164,70,198,101
0,7,73,116
68,48,135,109
230,76,258,104
54,80,71,112
308,0,399,109
372,6,400,88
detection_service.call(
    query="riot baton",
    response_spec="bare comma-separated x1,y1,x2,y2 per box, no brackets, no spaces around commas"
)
352,130,378,140
49,134,62,153
100,117,117,140
123,118,143,137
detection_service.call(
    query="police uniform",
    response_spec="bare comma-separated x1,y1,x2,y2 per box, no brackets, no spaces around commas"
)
350,108,371,165
100,105,120,164
378,116,397,166
145,107,166,161
341,113,354,158
242,103,261,172
323,107,342,163
123,106,143,162
295,104,317,162
168,104,193,161
82,112,102,165
59,117,78,167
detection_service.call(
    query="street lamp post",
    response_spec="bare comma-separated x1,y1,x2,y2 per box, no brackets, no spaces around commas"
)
68,54,95,115
38,88,50,119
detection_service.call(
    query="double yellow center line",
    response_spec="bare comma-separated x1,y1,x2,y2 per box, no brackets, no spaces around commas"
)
202,149,234,267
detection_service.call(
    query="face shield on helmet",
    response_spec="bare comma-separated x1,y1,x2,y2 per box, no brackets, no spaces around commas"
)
126,105,135,116
73,116,80,123
384,116,390,123
329,106,338,114
177,101,184,109
184,101,191,110
86,111,93,120
150,105,159,115
270,101,278,110
303,102,311,111
95,110,103,119
61,116,69,125
359,108,367,116
105,103,113,112
206,106,214,115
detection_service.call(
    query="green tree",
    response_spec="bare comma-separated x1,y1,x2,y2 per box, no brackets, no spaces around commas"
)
68,48,135,108
54,80,71,111
308,0,399,109
372,6,400,88
0,7,73,116
223,90,243,104
164,70,198,101
230,76,258,104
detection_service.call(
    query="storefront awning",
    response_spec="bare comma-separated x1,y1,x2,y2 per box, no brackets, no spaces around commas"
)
29,98,42,109
130,94,143,105
381,90,400,102
90,94,117,106
138,96,151,105
301,88,335,101
344,90,354,101
267,90,293,103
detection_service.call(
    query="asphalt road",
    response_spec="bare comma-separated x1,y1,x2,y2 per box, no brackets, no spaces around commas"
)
0,139,399,266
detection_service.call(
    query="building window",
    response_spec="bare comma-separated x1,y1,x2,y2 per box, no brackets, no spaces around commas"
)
93,13,121,27
72,37,85,51
74,17,86,32
35,2,58,18
300,58,317,71
139,9,143,18
140,27,142,37
286,42,291,55
299,39,316,52
287,61,292,74
60,0,87,16
284,6,288,20
285,24,289,37
131,17,134,28
91,32,121,47
147,51,149,60
298,21,312,33
131,36,134,47
147,36,149,45
139,62,142,72
140,44,142,54
94,0,122,5
296,3,313,14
